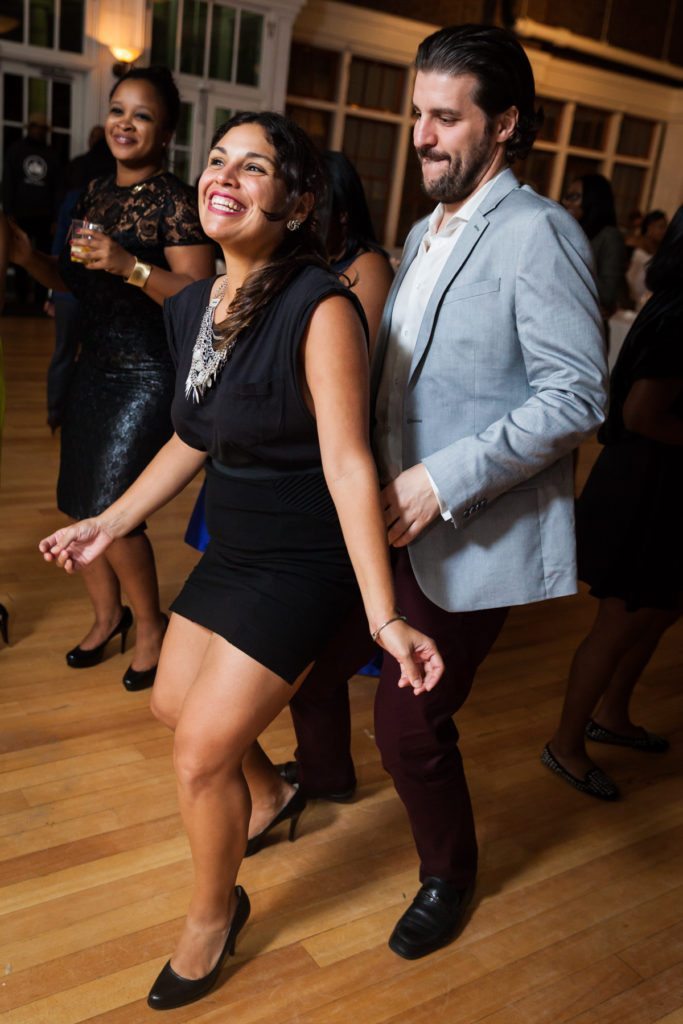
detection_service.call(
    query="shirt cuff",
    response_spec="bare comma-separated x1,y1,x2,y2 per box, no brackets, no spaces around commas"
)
423,464,453,523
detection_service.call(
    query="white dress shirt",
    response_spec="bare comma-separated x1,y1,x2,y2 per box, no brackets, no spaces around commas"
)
374,171,505,518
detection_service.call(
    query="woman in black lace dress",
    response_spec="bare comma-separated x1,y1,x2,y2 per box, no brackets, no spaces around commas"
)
10,67,214,687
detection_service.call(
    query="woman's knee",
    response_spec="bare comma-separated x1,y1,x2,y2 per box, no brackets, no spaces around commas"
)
173,727,244,792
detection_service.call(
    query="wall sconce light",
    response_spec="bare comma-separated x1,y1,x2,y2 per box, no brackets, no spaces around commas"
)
96,2,145,77
109,44,143,77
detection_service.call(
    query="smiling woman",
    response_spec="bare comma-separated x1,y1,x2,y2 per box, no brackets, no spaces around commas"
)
8,66,215,690
37,110,443,1011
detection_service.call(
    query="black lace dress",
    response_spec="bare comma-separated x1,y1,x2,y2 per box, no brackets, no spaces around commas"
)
57,172,206,524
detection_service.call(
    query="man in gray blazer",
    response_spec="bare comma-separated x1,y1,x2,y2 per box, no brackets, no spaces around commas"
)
280,24,607,959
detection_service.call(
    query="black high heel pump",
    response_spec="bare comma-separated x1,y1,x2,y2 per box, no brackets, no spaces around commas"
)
147,885,250,1011
65,606,133,668
0,604,9,645
245,785,306,857
122,613,169,692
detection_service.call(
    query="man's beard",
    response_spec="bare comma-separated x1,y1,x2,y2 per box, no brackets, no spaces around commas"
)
418,127,495,205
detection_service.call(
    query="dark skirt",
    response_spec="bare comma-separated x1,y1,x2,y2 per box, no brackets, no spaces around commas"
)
170,460,359,683
577,438,683,611
57,355,174,526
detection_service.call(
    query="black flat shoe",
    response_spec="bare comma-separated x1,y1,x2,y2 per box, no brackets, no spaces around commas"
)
66,607,133,668
541,743,620,800
0,603,9,645
388,878,474,960
585,718,670,753
245,785,306,857
147,885,250,1011
122,614,169,692
276,760,356,802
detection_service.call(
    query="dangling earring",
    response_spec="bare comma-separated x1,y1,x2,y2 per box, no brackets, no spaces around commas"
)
286,219,301,232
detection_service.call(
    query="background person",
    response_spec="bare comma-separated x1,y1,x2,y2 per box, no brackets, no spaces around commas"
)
9,66,214,690
2,112,62,309
563,173,627,327
543,206,683,800
38,111,443,1011
626,208,668,311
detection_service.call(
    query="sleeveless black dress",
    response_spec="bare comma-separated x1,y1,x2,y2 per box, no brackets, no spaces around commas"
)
57,172,206,525
165,265,367,683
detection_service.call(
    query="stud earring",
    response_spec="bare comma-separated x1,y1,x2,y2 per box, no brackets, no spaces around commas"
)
286,219,301,232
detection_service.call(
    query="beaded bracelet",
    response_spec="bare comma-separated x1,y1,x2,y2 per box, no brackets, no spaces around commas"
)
371,614,407,643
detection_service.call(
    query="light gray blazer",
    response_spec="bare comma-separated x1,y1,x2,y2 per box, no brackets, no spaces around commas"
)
371,168,608,612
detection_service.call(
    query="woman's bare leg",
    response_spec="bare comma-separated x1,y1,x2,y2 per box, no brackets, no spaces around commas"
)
243,741,296,840
105,533,166,671
75,555,124,649
151,617,309,979
592,609,680,734
548,598,673,777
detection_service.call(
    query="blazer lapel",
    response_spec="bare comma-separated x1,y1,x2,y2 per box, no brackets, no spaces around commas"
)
407,169,520,384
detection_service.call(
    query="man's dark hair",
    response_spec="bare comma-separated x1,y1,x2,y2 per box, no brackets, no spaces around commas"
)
415,24,543,162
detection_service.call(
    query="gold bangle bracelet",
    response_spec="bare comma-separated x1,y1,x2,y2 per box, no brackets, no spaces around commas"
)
126,258,153,289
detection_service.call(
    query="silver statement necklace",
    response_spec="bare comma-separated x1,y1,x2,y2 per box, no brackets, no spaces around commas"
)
185,276,237,403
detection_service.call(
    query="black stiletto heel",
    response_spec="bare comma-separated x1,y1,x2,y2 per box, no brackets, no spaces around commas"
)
122,613,169,691
245,785,306,857
147,886,250,1011
65,606,133,668
0,604,9,645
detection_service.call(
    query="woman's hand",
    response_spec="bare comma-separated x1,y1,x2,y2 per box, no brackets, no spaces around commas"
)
38,518,115,573
375,620,444,695
79,230,136,278
7,219,33,268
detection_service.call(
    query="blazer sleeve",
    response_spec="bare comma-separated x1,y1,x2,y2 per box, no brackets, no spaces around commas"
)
422,203,608,528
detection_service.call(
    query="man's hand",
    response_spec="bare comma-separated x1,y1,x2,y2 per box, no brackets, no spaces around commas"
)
381,463,441,547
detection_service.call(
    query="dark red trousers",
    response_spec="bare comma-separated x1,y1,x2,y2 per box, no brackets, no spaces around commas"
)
290,547,508,887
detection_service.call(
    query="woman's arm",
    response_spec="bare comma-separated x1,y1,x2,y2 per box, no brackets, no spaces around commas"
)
302,295,443,693
344,250,393,353
39,434,206,571
80,234,215,306
622,377,683,445
7,220,67,291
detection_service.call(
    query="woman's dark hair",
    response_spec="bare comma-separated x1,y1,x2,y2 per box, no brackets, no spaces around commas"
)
208,111,329,350
322,151,384,263
640,209,666,238
109,66,181,133
645,205,683,293
575,173,617,240
415,24,543,162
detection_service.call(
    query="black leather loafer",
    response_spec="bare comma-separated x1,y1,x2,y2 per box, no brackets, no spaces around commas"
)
147,886,250,1011
388,878,474,960
276,760,356,802
585,719,669,753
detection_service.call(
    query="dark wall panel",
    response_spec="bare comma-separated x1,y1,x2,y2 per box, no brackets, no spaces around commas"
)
339,0,487,25
524,0,607,39
607,0,671,58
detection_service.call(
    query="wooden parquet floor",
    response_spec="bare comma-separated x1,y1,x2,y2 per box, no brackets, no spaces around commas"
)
0,315,682,1024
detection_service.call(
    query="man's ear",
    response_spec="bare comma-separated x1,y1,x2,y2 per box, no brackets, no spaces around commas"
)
496,105,519,144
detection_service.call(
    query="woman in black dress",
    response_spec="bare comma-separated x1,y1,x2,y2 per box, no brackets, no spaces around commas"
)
10,67,214,688
39,112,443,1010
542,207,683,800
